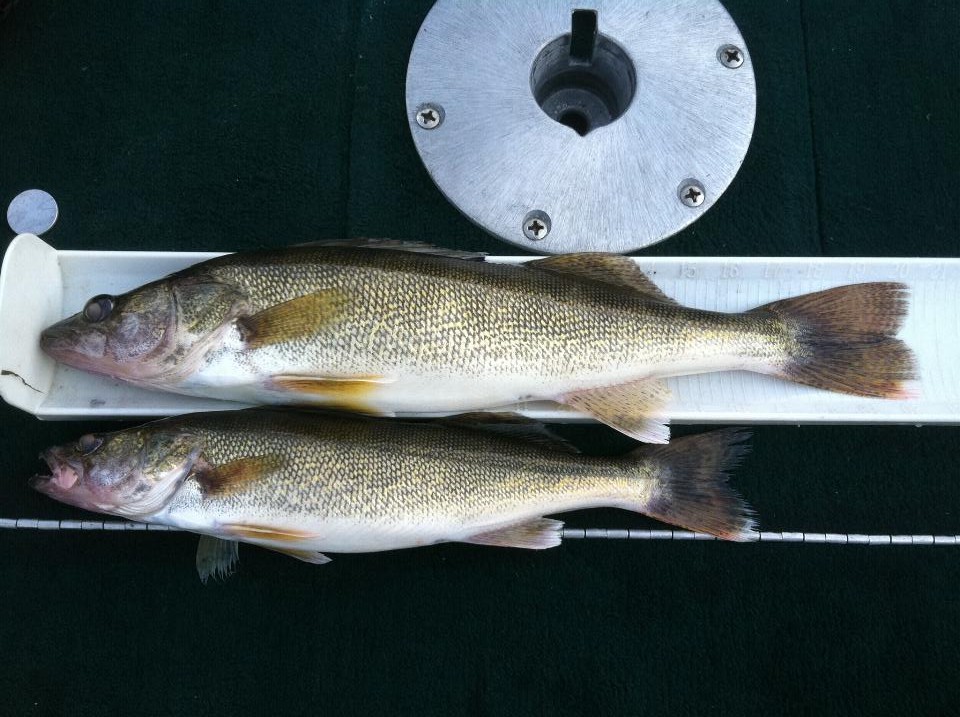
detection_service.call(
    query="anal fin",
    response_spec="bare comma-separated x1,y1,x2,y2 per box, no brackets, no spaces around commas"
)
464,518,564,549
196,535,240,584
559,378,672,444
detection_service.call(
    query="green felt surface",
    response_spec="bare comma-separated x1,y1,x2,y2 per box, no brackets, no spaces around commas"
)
1,1,958,715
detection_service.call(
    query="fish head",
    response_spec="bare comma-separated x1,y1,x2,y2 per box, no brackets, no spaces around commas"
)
40,276,245,384
30,425,202,519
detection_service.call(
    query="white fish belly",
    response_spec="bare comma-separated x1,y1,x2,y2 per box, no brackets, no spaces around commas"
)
164,500,591,554
174,337,767,411
166,515,493,553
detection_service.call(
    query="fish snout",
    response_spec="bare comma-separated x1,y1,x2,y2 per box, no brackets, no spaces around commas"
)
40,321,108,367
39,324,68,356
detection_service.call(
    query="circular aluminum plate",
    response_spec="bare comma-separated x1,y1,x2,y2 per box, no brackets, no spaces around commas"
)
406,0,756,254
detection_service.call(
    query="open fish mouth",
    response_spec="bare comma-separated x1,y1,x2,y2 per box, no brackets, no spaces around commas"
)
29,449,82,494
28,450,119,514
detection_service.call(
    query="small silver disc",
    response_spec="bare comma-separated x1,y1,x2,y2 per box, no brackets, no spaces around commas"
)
406,0,756,254
7,189,59,235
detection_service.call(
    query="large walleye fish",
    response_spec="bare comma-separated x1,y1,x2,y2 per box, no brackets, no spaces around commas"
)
40,242,915,442
31,410,754,581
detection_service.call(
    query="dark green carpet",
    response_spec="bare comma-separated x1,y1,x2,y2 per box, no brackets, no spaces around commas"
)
1,1,958,715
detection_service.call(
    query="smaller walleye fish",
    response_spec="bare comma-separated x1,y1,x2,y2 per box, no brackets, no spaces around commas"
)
31,410,755,581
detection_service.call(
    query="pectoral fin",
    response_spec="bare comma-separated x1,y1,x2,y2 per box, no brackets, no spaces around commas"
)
527,254,679,304
465,518,564,549
239,289,349,349
559,378,672,444
195,535,240,584
195,454,284,498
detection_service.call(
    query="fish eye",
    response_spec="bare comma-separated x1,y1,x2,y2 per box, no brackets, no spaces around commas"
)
83,295,115,323
76,434,103,456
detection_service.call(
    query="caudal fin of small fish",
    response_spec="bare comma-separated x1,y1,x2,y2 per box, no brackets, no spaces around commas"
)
630,429,756,541
754,282,917,398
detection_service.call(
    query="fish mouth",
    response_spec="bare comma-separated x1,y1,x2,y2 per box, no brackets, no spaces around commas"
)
40,323,108,367
29,449,117,514
29,449,83,494
39,322,77,356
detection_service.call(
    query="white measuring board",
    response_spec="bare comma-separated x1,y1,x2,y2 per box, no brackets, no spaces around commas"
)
1,233,958,423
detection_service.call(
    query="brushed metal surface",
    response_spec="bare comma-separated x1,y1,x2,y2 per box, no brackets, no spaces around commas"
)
406,0,756,253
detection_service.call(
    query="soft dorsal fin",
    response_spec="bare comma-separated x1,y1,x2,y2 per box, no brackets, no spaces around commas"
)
527,253,679,304
238,289,349,349
440,412,580,454
293,239,487,261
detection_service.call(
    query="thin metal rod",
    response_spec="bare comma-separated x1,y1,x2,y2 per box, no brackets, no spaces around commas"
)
0,518,178,531
1,518,958,544
561,528,960,545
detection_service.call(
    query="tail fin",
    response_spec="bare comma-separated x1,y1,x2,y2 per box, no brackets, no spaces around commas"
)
631,428,756,541
755,282,916,398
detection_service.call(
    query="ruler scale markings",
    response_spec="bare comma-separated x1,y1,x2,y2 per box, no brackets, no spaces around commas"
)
2,519,957,544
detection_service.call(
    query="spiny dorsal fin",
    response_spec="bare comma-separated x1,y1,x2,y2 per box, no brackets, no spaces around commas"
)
527,253,679,304
196,535,240,584
559,378,672,444
195,454,284,498
440,412,580,454
465,518,564,549
293,239,487,261
239,289,349,349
